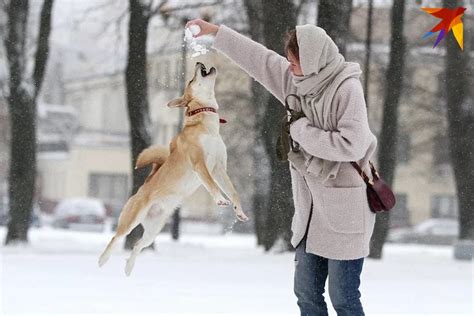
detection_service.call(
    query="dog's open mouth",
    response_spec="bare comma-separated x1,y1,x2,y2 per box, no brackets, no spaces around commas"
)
198,63,216,77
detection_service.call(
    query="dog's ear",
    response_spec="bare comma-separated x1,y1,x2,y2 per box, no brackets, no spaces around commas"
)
167,97,187,108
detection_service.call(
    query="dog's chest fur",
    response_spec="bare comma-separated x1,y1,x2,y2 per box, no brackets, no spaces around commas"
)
199,132,226,168
175,130,226,198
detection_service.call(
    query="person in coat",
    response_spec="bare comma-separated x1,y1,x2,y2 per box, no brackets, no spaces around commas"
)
187,18,378,316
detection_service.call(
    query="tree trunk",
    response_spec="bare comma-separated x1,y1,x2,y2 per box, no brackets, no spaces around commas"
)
170,17,190,241
243,0,270,246
369,0,406,259
260,0,296,251
363,0,374,106
124,0,153,250
4,0,54,245
443,0,473,244
317,0,353,57
33,0,54,99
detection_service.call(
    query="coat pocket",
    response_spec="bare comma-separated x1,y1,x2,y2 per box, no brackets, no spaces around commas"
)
321,186,365,234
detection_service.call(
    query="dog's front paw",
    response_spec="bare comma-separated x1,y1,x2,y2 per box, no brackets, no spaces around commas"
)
234,206,249,222
215,197,231,207
236,213,249,222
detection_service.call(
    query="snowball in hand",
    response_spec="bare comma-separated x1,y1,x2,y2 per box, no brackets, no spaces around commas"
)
184,28,194,41
184,25,209,58
189,24,201,36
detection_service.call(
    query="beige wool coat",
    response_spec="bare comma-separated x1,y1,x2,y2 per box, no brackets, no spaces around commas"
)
212,25,378,260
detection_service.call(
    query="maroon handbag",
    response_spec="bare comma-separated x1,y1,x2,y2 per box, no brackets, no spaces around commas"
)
350,161,396,213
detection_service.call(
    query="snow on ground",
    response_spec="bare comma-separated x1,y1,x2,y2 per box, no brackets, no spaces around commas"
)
0,226,472,316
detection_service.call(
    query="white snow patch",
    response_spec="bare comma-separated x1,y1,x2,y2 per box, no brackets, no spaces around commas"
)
0,227,472,316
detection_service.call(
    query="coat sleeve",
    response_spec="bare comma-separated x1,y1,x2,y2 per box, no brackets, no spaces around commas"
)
289,79,373,162
212,25,293,105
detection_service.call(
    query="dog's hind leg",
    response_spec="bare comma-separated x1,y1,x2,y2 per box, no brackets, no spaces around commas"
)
99,198,135,267
98,194,150,267
124,205,174,276
98,235,120,267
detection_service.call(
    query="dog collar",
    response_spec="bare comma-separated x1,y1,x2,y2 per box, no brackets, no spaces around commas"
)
187,107,227,124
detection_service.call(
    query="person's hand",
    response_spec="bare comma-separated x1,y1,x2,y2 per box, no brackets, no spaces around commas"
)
185,19,219,37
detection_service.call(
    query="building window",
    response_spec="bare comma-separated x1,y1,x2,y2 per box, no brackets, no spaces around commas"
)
396,131,411,164
431,194,458,219
38,141,69,152
89,173,129,205
390,193,410,228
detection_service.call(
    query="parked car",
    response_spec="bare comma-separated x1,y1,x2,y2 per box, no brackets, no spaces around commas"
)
387,218,459,245
53,198,106,232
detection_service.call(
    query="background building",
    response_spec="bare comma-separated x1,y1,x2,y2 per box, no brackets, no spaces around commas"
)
0,1,467,229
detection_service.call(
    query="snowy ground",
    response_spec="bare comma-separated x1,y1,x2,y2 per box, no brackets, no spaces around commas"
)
0,226,472,316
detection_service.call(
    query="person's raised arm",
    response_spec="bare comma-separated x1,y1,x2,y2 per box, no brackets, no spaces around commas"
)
186,19,293,105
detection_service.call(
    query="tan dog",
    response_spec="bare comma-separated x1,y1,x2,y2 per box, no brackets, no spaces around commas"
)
98,62,249,276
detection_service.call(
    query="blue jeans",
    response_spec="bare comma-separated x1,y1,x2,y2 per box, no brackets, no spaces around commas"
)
294,237,365,316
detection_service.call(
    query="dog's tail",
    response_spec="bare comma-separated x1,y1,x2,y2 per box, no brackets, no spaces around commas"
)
135,145,170,169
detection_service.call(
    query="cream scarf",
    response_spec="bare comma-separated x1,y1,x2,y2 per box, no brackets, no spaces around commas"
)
287,24,362,182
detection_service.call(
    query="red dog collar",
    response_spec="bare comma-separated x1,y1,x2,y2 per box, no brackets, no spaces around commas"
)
187,107,227,124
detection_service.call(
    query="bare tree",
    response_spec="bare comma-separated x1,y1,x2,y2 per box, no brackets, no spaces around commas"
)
243,0,295,250
317,0,353,57
124,0,154,249
259,0,296,251
443,0,473,260
369,0,406,259
245,0,321,250
4,0,54,245
242,0,271,246
363,0,374,106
